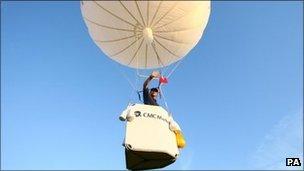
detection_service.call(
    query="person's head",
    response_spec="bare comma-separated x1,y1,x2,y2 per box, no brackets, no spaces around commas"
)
150,88,159,99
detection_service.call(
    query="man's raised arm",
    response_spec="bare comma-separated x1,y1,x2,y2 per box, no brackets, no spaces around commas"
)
143,71,160,89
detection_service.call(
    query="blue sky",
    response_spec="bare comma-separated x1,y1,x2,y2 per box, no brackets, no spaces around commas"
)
1,1,303,170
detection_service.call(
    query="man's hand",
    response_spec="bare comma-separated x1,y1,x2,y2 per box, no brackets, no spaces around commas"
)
144,71,160,89
151,71,160,78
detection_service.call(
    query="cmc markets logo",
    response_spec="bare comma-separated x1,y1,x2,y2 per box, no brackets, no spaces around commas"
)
134,111,141,117
134,111,169,124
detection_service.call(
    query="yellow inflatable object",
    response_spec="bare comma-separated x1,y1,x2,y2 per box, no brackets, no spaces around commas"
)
174,130,186,148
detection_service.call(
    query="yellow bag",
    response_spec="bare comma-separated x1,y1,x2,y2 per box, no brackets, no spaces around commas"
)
174,130,186,148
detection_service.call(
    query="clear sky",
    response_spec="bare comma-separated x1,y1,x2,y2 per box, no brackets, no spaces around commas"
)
1,1,303,170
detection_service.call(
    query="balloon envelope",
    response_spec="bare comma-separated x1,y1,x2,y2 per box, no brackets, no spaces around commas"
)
81,1,211,69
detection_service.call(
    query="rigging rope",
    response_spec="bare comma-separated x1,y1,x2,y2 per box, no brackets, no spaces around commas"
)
113,31,184,109
166,59,183,79
113,62,137,105
158,85,170,115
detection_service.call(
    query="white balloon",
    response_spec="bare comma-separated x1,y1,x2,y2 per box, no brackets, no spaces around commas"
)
81,1,211,69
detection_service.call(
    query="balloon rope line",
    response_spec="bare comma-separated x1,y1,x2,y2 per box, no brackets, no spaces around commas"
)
137,74,149,78
135,37,141,94
134,68,139,102
112,63,137,104
128,86,136,104
135,39,150,78
167,59,183,79
159,85,170,114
